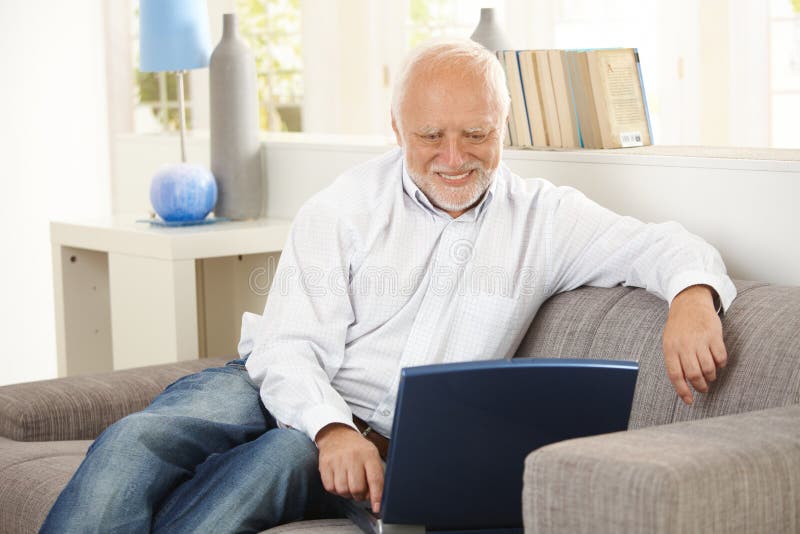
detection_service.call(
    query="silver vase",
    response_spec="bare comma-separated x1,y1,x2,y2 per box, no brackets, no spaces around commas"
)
209,13,262,219
470,8,510,52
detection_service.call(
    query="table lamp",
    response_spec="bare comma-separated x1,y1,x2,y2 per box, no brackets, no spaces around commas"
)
139,0,217,223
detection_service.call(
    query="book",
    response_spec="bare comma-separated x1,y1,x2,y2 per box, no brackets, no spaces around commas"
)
533,50,562,148
517,50,548,146
496,50,517,147
548,49,580,148
565,50,599,148
585,48,652,148
496,47,651,149
503,50,533,147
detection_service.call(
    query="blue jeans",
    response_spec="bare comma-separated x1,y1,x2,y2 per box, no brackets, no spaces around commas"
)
40,358,344,533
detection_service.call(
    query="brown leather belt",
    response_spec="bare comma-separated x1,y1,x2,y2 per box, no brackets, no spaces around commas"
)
353,415,390,461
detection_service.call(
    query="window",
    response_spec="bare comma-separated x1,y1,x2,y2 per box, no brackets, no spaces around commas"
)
236,0,303,132
129,0,302,134
769,0,800,148
408,0,504,47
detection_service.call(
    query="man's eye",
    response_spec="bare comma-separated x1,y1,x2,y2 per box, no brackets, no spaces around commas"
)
468,134,487,141
423,134,440,141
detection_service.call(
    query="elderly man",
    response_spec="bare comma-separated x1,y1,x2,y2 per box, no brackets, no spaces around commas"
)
42,38,735,532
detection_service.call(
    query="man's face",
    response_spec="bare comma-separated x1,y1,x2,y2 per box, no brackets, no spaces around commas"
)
392,67,505,218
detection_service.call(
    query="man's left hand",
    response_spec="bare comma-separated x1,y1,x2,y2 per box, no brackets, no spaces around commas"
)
662,284,728,405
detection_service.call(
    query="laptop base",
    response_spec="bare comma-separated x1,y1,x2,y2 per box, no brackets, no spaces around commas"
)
340,498,524,534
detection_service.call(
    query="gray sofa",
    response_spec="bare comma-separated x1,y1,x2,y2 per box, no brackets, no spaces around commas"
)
1,280,798,533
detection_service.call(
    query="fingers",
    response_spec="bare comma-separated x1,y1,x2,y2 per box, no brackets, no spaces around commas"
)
710,337,728,368
664,349,693,405
318,432,383,504
666,343,730,405
333,461,351,498
320,465,334,494
681,351,709,394
697,346,717,383
347,464,369,502
365,457,385,514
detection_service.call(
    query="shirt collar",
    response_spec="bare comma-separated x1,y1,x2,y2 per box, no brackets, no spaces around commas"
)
401,159,498,222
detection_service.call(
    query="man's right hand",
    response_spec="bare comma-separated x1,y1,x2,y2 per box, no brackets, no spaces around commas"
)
315,423,384,514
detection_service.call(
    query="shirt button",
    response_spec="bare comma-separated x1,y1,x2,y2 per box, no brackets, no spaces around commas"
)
382,409,391,416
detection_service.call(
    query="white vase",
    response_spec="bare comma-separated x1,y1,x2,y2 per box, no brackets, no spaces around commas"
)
470,8,511,52
209,13,262,219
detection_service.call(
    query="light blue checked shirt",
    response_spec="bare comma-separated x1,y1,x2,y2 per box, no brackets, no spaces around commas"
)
241,147,736,441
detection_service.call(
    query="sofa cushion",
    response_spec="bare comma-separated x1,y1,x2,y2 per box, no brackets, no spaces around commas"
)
0,357,231,442
261,519,361,533
516,280,800,427
0,437,91,533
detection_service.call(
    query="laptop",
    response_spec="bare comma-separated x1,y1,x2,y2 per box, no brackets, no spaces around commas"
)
339,357,639,534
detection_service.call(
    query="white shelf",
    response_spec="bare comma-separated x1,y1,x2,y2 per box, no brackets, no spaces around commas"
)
502,145,800,173
50,215,293,261
50,215,291,377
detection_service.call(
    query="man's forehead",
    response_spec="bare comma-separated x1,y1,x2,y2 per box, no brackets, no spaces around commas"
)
415,123,495,133
399,66,505,133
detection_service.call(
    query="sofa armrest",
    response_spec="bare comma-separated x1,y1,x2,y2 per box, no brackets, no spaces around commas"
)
523,404,800,534
0,357,230,442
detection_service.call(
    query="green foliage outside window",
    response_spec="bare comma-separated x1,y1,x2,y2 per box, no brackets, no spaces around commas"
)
410,0,461,47
135,70,193,131
236,0,303,131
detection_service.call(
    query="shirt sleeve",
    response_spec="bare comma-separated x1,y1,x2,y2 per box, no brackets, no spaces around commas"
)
244,196,359,443
543,185,737,311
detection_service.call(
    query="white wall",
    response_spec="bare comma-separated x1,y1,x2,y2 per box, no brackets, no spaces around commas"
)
0,1,111,386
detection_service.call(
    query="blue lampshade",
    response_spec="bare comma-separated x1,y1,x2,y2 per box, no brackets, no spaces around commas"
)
140,0,211,72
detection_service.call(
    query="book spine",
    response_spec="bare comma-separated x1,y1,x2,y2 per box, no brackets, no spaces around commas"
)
496,50,516,147
516,50,533,147
535,50,561,148
634,48,654,145
510,50,533,146
519,51,548,147
550,49,579,148
559,50,581,148
565,51,585,148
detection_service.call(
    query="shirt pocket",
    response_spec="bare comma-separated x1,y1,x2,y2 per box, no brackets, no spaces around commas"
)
446,293,525,361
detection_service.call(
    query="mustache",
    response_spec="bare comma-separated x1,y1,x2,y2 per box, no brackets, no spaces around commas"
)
428,161,485,174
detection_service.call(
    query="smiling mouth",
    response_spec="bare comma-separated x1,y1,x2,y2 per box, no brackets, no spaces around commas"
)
435,169,474,184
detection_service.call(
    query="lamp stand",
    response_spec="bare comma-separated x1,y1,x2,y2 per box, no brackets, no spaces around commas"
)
176,69,188,163
150,70,217,223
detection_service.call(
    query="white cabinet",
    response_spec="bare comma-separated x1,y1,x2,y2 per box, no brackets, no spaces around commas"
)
50,215,291,376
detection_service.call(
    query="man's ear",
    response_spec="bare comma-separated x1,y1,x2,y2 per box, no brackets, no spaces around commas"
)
391,114,403,147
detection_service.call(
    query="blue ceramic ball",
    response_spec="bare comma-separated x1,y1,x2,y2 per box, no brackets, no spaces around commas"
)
149,163,217,222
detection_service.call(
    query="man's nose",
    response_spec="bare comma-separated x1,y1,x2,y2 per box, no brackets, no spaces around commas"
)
442,139,466,169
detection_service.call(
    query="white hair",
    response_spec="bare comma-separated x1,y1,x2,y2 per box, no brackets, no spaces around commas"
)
391,37,511,132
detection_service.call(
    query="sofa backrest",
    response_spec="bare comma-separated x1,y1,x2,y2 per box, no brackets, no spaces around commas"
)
513,280,800,429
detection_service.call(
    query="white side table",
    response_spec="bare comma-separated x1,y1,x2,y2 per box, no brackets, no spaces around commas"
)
50,215,291,376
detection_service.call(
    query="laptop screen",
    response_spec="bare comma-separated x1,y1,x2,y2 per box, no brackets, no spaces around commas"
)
380,357,638,530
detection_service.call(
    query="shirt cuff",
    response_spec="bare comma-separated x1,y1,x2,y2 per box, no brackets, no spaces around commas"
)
300,403,359,445
665,271,737,314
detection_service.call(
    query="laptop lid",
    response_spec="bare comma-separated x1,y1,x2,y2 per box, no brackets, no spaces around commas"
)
379,357,638,531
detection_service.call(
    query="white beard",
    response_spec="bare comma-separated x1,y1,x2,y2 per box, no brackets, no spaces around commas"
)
406,158,495,213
